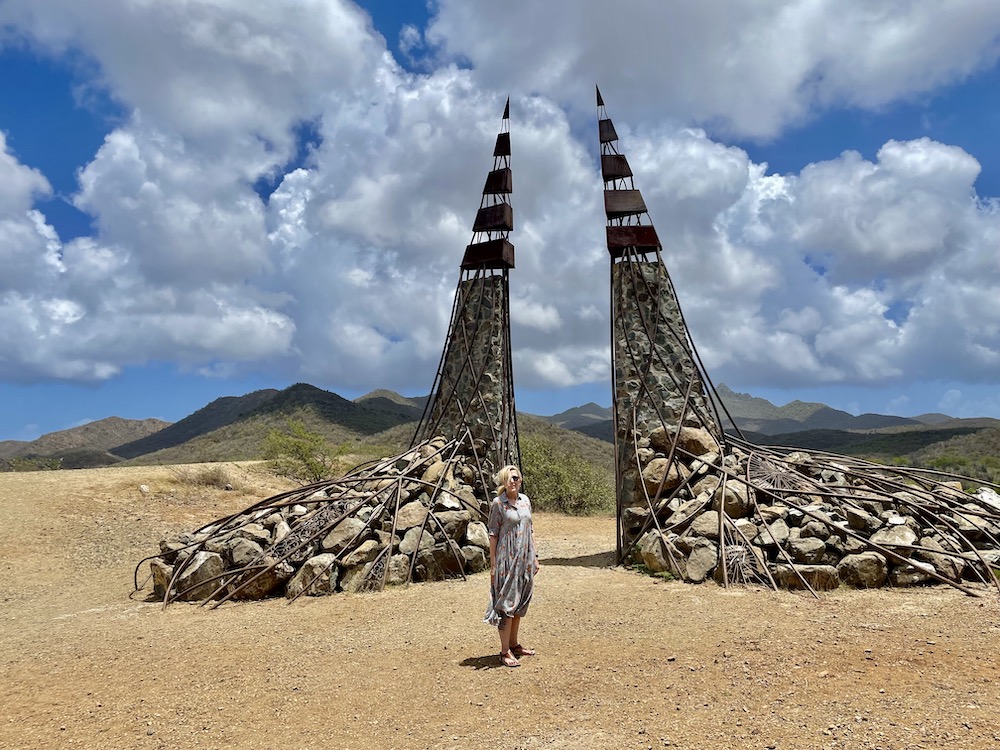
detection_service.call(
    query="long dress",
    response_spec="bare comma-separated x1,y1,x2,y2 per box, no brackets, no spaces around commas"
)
483,492,535,627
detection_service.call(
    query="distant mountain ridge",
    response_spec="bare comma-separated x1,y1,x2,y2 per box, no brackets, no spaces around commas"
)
4,382,998,472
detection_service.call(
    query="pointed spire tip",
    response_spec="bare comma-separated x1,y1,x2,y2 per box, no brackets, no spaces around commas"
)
503,97,510,120
596,85,604,107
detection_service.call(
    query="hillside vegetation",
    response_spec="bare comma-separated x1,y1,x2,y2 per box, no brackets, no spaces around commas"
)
4,381,998,487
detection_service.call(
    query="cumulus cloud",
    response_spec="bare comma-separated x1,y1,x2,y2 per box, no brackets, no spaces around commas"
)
0,0,999,417
426,0,1000,139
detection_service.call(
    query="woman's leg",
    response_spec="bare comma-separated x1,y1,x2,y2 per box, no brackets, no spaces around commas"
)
509,616,535,656
508,615,521,651
498,617,519,666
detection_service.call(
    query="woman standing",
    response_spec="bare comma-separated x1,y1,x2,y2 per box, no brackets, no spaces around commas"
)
483,464,539,667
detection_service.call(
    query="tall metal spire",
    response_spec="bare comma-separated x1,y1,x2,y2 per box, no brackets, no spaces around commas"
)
413,98,520,477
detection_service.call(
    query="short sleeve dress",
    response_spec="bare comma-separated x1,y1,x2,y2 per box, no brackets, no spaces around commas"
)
483,492,536,627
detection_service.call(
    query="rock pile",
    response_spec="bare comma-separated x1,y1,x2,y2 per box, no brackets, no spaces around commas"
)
632,442,1000,594
139,435,495,605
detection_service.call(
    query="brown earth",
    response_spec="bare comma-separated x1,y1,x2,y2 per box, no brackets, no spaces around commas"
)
2,464,999,750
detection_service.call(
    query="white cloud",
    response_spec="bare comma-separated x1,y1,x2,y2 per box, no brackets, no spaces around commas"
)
0,0,998,414
426,0,1000,139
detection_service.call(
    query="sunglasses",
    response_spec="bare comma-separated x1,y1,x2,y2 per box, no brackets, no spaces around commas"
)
510,476,521,481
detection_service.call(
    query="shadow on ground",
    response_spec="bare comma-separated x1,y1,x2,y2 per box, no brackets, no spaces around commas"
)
459,654,505,670
540,550,615,568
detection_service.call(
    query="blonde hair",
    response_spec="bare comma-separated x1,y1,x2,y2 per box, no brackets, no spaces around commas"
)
494,464,522,496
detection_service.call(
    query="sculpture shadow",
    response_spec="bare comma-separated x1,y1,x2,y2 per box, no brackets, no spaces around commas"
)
539,551,615,568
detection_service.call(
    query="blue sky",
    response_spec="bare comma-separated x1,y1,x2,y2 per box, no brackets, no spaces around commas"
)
2,1,1000,441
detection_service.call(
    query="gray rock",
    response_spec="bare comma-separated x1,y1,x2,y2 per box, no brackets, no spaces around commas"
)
685,541,718,583
641,458,686,497
150,559,173,600
321,518,368,552
464,521,490,549
772,564,840,591
665,498,706,527
286,553,339,598
341,539,381,568
754,518,790,547
890,562,935,586
800,520,832,540
712,480,753,519
845,507,882,533
639,532,687,580
175,551,225,601
837,552,888,588
229,558,294,600
340,563,373,593
788,537,826,564
690,510,720,539
870,525,918,548
730,519,758,544
385,554,412,585
395,501,429,530
227,537,263,568
434,510,471,540
914,536,965,580
461,545,488,573
399,527,435,555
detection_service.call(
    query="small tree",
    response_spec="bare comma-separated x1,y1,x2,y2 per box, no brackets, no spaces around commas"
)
520,435,614,515
262,420,336,484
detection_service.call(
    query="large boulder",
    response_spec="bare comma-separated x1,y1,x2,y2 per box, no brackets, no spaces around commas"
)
285,553,339,598
464,521,490,549
321,518,368,553
837,552,888,588
395,501,429,530
641,458,687,497
175,551,225,601
772,564,840,591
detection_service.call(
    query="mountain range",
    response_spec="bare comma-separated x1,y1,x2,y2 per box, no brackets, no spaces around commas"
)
2,382,998,472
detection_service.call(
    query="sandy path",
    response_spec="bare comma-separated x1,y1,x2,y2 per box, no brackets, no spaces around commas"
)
2,465,999,749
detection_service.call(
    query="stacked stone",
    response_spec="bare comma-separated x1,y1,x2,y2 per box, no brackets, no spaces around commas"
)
612,260,722,553
633,444,1000,593
416,275,513,458
143,436,495,605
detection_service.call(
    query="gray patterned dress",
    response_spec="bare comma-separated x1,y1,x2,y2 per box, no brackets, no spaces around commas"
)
483,492,535,627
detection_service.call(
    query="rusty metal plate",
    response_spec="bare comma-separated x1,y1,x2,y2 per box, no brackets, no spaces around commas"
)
599,118,618,144
601,154,632,181
473,203,513,232
461,239,515,269
606,225,660,256
604,190,647,220
493,132,511,157
483,167,513,194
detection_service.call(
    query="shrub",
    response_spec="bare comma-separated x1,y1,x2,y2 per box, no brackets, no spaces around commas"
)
169,463,246,491
262,420,337,484
519,434,615,515
2,456,62,472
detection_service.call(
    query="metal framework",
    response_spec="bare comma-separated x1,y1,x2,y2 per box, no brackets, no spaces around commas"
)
413,97,521,475
597,87,1000,596
137,100,522,606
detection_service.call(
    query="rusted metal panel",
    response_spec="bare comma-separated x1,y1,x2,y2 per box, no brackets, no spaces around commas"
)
473,203,513,232
483,167,513,194
461,239,515,269
601,154,632,181
599,118,618,143
604,190,647,220
494,132,511,156
606,225,660,256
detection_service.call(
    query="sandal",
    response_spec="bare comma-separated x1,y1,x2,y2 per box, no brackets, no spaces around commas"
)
511,644,535,657
500,650,520,668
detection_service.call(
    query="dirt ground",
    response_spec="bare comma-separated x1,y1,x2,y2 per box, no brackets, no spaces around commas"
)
1,464,999,750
